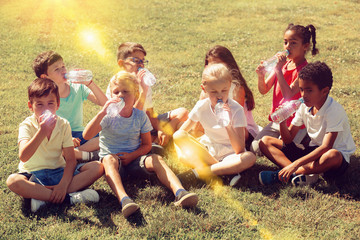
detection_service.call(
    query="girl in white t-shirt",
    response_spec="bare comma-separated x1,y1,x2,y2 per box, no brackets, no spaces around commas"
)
174,63,256,186
192,45,260,151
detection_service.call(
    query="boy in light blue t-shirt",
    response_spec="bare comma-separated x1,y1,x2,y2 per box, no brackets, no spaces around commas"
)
83,71,198,218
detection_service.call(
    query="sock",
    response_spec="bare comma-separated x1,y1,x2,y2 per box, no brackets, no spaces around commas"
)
81,150,99,161
82,151,90,161
175,189,186,197
120,196,131,206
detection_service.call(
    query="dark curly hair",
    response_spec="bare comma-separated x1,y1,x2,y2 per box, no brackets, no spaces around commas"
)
33,51,63,78
298,61,333,90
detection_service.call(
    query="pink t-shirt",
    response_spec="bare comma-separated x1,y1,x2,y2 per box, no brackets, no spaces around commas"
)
269,60,308,126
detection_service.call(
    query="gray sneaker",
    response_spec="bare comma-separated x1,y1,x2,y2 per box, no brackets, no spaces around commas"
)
70,189,100,205
174,191,198,208
121,197,139,218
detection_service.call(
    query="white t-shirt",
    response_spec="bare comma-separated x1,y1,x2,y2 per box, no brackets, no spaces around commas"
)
292,96,356,163
106,75,153,111
189,98,246,159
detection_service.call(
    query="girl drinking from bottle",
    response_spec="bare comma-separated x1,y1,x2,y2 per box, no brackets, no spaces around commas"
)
252,23,319,155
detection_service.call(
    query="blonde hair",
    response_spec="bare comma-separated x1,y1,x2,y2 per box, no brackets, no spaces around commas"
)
202,63,232,85
110,71,139,99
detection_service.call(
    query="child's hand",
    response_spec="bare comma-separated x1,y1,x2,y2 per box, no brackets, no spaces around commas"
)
223,103,232,127
274,52,287,72
256,63,266,78
72,137,81,148
117,152,135,166
39,112,57,135
46,184,67,204
102,98,121,112
278,162,299,182
158,130,170,146
136,72,150,92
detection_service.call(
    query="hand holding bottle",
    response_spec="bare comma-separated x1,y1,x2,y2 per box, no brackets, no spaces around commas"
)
65,69,93,85
261,50,289,73
270,98,304,123
106,98,125,117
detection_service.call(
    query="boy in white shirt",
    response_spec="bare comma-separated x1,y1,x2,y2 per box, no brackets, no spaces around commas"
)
259,61,356,186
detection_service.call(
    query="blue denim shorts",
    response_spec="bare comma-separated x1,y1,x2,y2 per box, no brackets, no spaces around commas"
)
26,163,85,186
72,131,99,146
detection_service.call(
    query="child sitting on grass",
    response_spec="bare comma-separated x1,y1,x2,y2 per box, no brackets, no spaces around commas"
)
33,51,108,161
83,71,198,218
105,42,188,147
259,62,356,186
6,78,104,213
174,63,256,187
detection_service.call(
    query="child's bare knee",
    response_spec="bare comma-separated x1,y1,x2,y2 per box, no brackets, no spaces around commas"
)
173,129,188,142
102,155,119,168
6,174,25,190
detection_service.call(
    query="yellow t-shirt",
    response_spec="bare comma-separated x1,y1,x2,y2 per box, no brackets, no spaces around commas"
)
17,114,74,173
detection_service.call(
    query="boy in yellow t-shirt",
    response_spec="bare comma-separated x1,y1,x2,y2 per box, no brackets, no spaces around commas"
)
6,78,104,212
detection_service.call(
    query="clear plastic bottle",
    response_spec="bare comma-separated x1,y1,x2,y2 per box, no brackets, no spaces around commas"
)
42,109,52,121
65,70,93,82
262,50,289,72
106,98,125,117
214,99,230,127
270,98,304,123
137,67,156,86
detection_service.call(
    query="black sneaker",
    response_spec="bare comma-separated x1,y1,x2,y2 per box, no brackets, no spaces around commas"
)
174,191,198,208
121,197,139,218
176,169,199,188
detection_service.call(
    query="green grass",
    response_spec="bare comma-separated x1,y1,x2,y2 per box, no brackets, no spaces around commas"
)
1,0,359,239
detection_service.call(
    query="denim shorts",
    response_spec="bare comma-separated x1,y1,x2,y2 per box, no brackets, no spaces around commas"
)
20,163,85,186
72,131,99,146
282,142,349,178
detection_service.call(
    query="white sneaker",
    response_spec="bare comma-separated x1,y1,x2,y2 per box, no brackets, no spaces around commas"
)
31,199,46,212
291,174,319,187
69,189,100,205
229,174,241,187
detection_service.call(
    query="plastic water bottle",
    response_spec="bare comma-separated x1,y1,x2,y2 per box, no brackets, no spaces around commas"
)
65,70,93,82
107,98,125,117
137,67,156,86
271,98,304,123
262,50,289,72
42,109,52,121
214,99,230,127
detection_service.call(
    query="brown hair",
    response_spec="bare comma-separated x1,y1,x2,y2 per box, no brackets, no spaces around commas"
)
205,45,255,110
117,42,147,61
28,78,60,104
32,51,63,78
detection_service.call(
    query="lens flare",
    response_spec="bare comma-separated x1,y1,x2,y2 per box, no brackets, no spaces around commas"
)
78,27,108,57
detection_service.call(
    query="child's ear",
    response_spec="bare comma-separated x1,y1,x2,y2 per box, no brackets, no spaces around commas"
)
117,59,125,68
322,86,330,96
28,101,33,112
40,73,48,79
201,84,206,92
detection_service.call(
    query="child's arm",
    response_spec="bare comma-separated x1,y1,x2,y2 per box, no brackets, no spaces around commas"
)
232,85,246,107
225,125,246,154
48,146,76,203
83,98,116,140
86,81,108,106
18,115,57,162
117,131,152,166
274,70,300,100
134,80,149,111
279,121,300,144
179,118,197,132
256,64,276,95
279,132,338,181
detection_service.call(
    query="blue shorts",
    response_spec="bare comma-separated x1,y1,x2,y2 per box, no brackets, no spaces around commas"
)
281,142,349,179
20,164,85,186
150,111,171,136
72,131,99,146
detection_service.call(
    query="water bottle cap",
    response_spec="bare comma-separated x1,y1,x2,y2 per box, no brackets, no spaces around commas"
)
299,98,304,103
217,99,223,103
285,50,289,56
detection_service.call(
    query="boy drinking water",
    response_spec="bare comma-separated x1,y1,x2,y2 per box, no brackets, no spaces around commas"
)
6,78,104,212
259,62,356,186
84,71,198,218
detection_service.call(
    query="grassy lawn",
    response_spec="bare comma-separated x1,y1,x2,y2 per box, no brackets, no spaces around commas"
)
0,0,359,239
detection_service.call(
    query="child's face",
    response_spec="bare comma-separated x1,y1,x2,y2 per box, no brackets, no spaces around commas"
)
202,79,231,107
299,78,328,108
119,51,146,74
43,59,67,84
28,93,59,121
283,30,310,60
110,82,136,107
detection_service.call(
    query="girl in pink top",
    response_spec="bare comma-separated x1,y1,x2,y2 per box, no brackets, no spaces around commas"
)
252,23,319,155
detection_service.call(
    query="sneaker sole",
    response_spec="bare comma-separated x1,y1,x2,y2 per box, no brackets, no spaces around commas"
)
174,193,198,207
258,173,265,186
122,203,140,218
